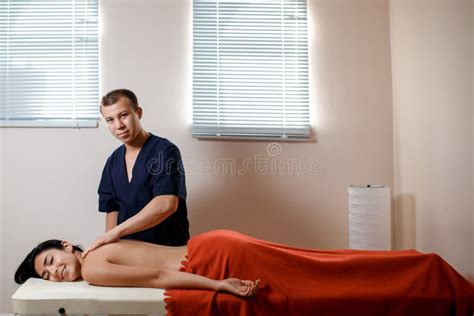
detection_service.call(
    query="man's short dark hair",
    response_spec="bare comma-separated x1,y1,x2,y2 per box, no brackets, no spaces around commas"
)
101,89,139,110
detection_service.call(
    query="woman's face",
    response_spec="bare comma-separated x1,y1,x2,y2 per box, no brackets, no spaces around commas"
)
33,241,82,282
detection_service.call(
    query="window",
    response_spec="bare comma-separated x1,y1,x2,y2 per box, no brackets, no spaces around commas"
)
193,0,310,139
0,0,99,127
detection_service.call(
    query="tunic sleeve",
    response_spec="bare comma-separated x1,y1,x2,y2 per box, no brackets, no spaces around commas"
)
150,144,186,200
98,158,120,213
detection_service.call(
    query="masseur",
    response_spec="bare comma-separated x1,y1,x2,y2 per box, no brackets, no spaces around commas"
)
83,89,189,257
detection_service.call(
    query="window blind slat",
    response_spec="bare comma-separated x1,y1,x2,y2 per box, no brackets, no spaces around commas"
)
0,0,99,127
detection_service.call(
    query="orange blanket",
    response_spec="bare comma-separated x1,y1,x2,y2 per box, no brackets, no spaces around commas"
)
165,230,474,316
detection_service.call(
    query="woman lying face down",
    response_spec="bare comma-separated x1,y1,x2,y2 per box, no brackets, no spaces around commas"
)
13,230,474,316
14,238,260,297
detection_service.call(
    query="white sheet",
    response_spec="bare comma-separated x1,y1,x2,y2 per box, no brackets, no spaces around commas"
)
12,278,167,315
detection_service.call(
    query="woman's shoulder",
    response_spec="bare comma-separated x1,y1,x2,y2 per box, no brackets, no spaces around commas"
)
80,242,124,282
83,240,133,260
81,244,108,266
82,240,158,266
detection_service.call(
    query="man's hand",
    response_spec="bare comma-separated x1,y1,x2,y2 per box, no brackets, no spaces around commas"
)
82,229,120,258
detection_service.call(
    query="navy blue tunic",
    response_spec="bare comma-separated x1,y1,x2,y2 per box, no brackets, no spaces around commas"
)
98,134,189,246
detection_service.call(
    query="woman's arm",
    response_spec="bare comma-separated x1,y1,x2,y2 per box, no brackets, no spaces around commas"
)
81,260,259,296
159,270,260,296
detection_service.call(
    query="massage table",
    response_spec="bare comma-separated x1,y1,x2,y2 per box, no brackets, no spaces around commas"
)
12,278,167,315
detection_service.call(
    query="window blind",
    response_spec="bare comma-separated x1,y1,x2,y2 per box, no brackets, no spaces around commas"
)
193,0,310,139
0,0,99,127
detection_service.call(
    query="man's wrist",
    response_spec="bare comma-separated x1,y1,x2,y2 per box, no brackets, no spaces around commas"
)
109,226,123,239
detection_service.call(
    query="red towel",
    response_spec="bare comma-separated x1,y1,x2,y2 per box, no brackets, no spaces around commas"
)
165,230,474,316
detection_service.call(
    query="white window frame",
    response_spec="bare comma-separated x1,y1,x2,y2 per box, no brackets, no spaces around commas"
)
0,0,99,128
192,0,310,140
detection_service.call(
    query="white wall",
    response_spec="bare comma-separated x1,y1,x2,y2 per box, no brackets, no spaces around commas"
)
390,0,473,278
1,0,394,312
1,128,115,312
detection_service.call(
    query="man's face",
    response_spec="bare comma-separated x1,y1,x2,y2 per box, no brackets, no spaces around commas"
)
101,97,143,144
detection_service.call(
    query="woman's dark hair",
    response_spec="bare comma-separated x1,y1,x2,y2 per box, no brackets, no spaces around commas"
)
101,89,139,110
14,239,82,284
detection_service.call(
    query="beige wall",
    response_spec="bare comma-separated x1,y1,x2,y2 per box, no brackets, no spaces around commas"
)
0,129,4,311
390,0,473,279
1,0,394,312
99,0,394,244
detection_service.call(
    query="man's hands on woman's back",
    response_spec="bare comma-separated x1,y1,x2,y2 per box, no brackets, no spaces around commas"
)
82,229,120,258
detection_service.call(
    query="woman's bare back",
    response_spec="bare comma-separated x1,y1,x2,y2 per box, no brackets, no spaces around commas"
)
84,240,187,271
78,236,258,296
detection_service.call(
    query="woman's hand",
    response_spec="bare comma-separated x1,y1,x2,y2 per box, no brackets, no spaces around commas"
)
217,278,260,297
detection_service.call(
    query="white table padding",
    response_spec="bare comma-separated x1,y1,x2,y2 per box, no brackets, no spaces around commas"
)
12,278,167,315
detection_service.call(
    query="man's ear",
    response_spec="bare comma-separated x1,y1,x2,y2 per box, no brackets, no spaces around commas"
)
136,106,143,119
62,241,73,252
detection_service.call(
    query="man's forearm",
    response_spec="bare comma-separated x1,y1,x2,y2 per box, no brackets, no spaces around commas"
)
112,195,177,238
105,211,118,232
